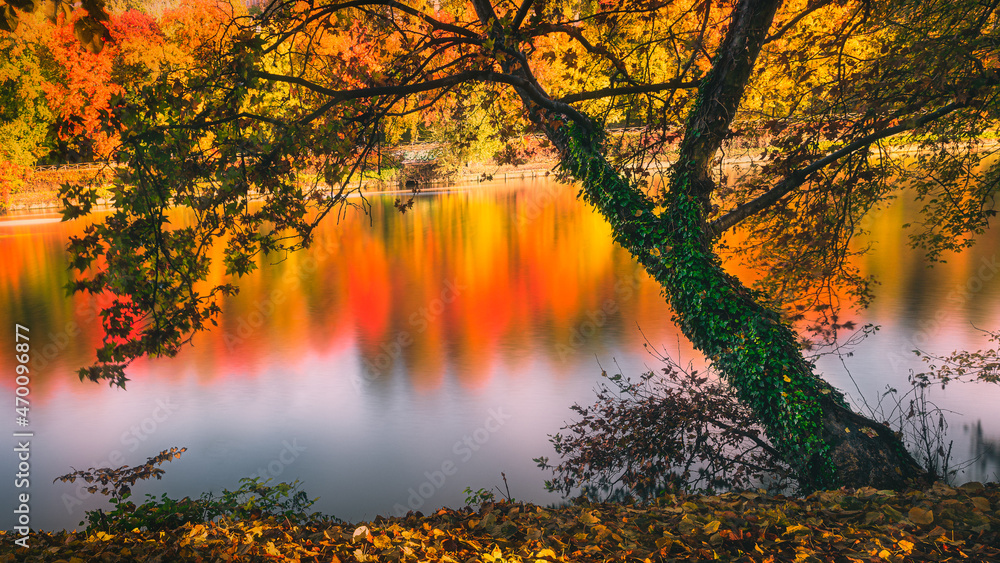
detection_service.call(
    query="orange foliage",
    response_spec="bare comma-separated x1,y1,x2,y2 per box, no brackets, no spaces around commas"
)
42,10,124,160
26,3,191,162
0,161,30,212
159,0,238,57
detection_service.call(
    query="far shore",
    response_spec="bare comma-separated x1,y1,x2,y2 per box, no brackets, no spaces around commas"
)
6,136,996,216
1,159,562,216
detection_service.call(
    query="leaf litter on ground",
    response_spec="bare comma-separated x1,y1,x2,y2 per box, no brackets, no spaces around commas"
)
3,482,998,562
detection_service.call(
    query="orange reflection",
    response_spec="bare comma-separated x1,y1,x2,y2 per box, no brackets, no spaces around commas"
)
6,179,999,403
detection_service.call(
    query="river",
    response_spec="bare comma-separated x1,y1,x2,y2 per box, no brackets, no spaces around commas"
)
1,178,998,531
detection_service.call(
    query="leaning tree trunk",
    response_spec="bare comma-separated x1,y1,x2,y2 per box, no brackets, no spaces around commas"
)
543,122,927,490
511,0,929,490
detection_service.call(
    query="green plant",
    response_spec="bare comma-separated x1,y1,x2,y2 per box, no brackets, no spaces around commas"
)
209,477,323,524
55,447,331,532
54,446,187,532
462,486,495,507
463,472,515,508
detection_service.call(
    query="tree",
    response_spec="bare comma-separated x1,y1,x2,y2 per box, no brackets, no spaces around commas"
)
0,10,52,208
1,0,110,52
62,0,1000,490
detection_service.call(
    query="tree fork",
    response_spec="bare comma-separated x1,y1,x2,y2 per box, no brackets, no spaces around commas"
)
546,120,927,489
513,0,930,489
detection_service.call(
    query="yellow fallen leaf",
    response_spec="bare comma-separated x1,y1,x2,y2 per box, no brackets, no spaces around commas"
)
703,520,721,534
534,548,557,559
784,524,808,535
579,511,600,525
265,542,281,557
898,540,914,553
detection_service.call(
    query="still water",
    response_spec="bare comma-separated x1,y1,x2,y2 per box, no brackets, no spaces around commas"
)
1,179,998,531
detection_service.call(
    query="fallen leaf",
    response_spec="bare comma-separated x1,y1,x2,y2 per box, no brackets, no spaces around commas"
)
908,506,934,525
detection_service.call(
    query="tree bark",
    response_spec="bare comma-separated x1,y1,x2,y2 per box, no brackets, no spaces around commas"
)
514,0,930,490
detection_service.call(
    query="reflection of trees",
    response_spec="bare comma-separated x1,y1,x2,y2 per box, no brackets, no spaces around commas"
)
963,420,1000,480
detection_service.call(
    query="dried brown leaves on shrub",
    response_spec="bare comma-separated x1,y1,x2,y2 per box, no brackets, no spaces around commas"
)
536,352,793,501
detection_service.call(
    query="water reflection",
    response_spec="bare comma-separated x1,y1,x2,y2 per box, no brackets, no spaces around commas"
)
0,179,998,531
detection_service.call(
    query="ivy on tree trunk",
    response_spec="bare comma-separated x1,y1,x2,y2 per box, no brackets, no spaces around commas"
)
517,0,928,490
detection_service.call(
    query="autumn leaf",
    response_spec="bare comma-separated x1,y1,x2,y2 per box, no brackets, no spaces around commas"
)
908,506,934,525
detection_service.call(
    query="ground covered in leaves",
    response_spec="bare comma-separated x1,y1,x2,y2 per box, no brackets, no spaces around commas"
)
4,482,998,562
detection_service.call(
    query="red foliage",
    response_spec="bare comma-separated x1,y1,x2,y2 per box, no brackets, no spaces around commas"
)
42,10,124,160
40,9,169,161
109,9,163,43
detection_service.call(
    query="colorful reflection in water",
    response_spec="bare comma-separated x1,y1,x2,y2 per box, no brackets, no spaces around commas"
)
0,179,997,530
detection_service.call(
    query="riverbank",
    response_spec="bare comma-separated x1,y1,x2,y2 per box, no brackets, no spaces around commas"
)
0,159,561,215
6,136,997,215
3,483,998,562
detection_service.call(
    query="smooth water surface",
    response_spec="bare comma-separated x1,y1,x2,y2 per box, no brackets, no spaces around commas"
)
1,179,998,531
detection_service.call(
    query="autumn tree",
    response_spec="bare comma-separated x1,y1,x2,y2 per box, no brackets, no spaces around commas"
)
1,0,110,52
0,10,51,208
62,0,1000,490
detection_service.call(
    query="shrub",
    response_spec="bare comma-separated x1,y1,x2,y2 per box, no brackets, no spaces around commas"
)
535,350,794,502
55,447,331,533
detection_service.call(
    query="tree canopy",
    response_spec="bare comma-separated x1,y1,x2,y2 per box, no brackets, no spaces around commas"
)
31,0,1000,489
1,0,111,51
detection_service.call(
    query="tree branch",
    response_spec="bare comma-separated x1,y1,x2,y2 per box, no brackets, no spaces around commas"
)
763,0,837,44
530,23,632,80
558,79,700,104
703,416,784,460
251,69,593,131
511,0,534,32
260,0,480,56
710,100,968,235
675,0,783,195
